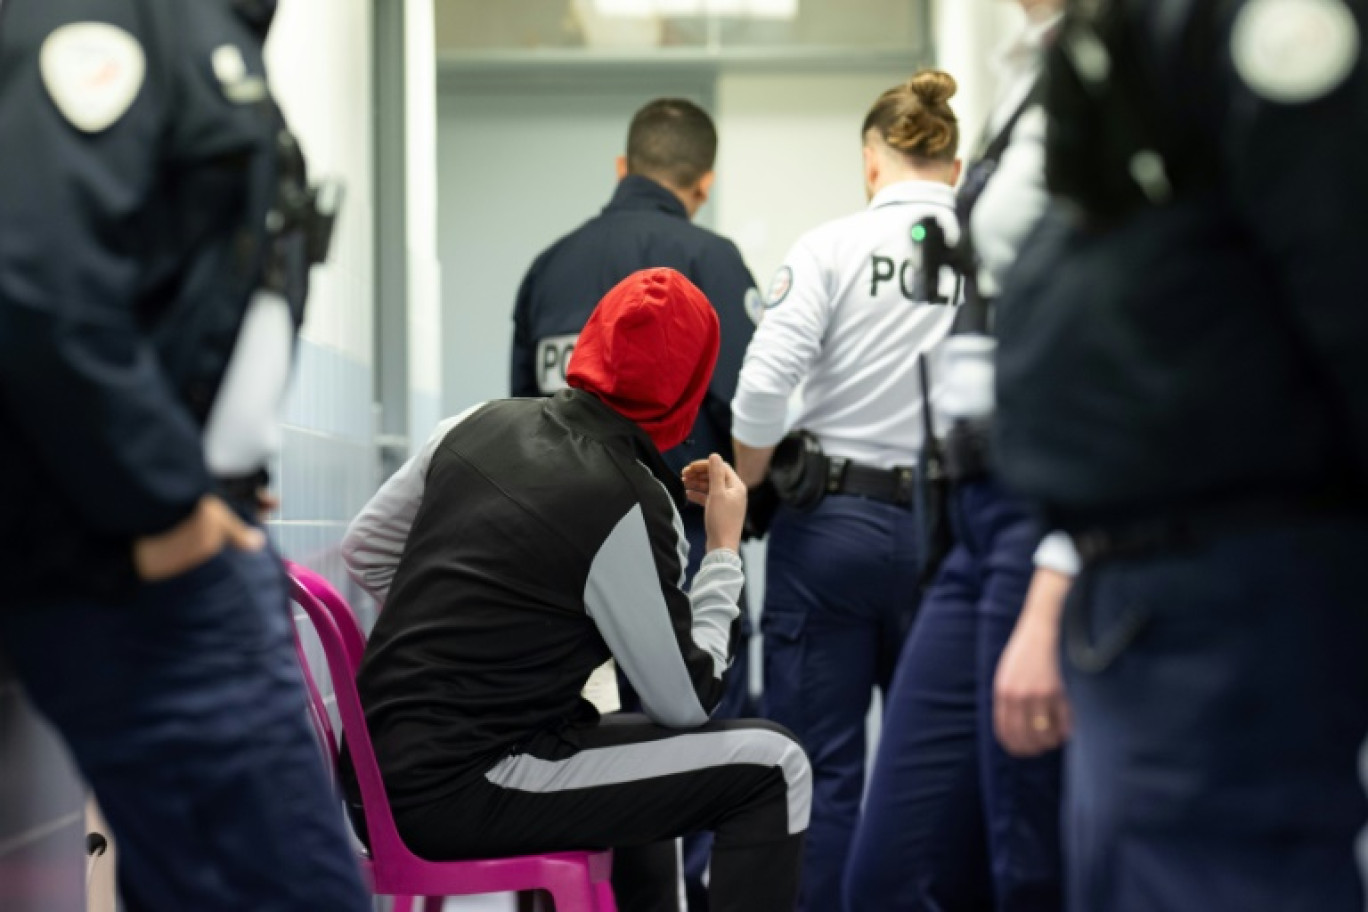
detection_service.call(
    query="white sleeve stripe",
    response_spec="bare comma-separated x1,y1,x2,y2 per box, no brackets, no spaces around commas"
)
643,471,744,679
584,505,711,728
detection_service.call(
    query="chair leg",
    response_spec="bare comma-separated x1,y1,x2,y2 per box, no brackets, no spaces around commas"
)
593,879,618,912
546,876,600,912
421,897,446,912
390,896,416,912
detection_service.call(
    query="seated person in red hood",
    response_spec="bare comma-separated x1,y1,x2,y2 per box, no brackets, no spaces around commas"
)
341,268,810,912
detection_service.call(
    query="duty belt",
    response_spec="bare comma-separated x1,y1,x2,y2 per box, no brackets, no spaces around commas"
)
214,468,270,509
826,459,916,508
1070,496,1362,565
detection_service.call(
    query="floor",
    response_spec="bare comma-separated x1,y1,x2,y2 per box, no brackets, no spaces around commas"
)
444,896,516,911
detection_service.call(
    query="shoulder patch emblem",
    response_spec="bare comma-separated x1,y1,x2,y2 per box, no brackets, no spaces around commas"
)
744,288,765,325
40,22,146,133
766,266,794,308
212,45,248,86
1232,0,1360,104
211,44,269,104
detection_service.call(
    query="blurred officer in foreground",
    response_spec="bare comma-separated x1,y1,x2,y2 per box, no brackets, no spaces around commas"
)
731,70,962,911
0,2,368,909
844,3,1066,908
511,96,757,911
995,1,1368,909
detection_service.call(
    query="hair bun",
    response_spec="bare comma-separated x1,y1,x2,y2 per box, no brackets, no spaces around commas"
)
907,70,957,107
862,68,961,162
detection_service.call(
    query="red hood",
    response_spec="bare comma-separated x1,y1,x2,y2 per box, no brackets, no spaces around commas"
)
567,268,720,452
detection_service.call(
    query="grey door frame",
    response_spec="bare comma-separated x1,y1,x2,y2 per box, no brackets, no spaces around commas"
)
373,0,411,477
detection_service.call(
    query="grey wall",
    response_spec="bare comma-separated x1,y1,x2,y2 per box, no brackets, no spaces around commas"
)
436,72,714,416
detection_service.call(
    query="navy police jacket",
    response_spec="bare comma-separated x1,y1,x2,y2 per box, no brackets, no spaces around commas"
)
511,175,757,474
994,0,1368,527
0,0,311,603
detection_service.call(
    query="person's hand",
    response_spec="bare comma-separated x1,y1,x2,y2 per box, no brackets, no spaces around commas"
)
993,568,1073,757
133,495,266,582
684,454,747,553
681,458,712,499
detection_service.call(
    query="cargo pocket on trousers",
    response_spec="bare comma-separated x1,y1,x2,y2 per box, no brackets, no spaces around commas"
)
1063,567,1152,676
761,609,808,731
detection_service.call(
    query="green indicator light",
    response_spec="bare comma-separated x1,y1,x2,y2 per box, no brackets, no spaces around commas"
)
911,224,927,243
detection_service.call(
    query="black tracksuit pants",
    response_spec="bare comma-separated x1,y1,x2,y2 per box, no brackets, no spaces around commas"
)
393,716,810,912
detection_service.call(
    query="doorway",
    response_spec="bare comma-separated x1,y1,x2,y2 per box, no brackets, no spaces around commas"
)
437,70,716,415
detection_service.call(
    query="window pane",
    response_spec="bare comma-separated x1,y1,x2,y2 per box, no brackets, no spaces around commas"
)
434,0,926,54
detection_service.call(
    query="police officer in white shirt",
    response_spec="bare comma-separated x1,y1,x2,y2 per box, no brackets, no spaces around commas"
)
843,6,1067,911
728,70,962,912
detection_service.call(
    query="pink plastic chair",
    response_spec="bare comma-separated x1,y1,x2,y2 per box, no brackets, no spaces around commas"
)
285,561,617,912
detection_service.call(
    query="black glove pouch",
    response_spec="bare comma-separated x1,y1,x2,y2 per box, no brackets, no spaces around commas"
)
769,430,829,513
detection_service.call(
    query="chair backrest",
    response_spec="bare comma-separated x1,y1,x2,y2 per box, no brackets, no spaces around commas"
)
291,563,368,670
285,561,410,863
293,630,341,776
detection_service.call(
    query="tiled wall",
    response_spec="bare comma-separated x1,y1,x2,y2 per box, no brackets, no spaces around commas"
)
272,339,378,617
265,8,380,865
266,0,378,609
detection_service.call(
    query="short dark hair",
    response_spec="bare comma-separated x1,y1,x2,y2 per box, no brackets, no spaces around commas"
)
626,99,718,189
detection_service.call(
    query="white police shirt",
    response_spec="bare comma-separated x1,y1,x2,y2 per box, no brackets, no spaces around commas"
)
731,180,959,469
973,12,1062,296
938,15,1060,423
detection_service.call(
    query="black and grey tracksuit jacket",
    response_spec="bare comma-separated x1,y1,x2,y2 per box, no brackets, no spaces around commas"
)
340,389,745,811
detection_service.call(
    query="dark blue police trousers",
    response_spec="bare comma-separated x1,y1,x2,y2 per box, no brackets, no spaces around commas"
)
845,479,1062,912
0,545,370,912
1062,515,1368,912
678,510,757,912
763,495,921,912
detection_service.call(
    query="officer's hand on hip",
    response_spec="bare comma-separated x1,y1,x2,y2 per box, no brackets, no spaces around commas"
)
993,567,1073,757
133,495,267,582
685,454,747,553
255,488,281,523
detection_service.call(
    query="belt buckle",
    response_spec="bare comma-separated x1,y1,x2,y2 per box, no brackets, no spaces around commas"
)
826,459,848,494
894,466,914,506
1074,530,1111,563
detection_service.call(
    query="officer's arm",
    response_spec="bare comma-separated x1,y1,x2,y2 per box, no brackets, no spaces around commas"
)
510,267,541,396
1221,4,1368,473
0,16,209,539
733,441,777,490
584,480,743,728
731,238,833,457
695,241,759,458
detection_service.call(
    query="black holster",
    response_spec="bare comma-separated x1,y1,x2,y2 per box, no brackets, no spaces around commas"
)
944,419,993,482
769,431,829,512
916,354,954,587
